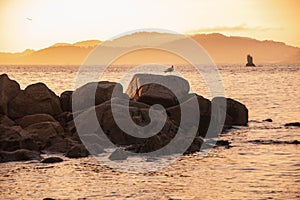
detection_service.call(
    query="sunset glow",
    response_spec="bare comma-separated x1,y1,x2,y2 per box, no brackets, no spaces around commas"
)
0,0,299,52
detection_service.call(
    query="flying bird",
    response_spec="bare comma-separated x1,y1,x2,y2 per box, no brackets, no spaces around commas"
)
26,17,32,21
164,65,174,73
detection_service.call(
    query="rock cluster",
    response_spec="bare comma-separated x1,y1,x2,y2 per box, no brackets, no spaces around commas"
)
0,73,249,162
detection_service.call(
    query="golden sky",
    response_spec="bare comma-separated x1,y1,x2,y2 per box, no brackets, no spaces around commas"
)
0,0,299,52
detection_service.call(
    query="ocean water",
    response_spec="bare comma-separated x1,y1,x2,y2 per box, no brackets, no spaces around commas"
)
0,64,299,199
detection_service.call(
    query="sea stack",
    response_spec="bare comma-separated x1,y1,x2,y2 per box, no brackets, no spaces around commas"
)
246,54,256,66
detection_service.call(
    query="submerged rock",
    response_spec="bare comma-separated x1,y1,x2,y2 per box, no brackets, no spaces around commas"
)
109,148,128,160
284,122,300,127
41,157,63,163
263,118,273,122
0,149,42,163
64,145,89,158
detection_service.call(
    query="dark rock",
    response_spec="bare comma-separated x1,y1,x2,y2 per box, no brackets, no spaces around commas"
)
109,148,128,160
72,81,123,111
41,157,63,163
246,54,255,66
64,145,89,158
43,198,55,200
0,125,22,151
0,74,21,115
263,118,273,122
0,149,42,163
75,98,152,146
16,114,57,128
0,115,15,126
284,122,300,127
184,137,204,154
8,83,62,119
215,140,230,147
60,91,73,112
24,121,66,152
248,139,300,145
55,112,73,128
126,74,190,107
212,97,248,126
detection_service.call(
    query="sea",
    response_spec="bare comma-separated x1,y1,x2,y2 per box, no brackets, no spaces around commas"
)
0,63,299,199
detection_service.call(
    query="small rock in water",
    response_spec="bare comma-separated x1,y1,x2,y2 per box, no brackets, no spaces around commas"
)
284,122,300,127
109,148,128,161
41,157,63,163
263,118,273,122
64,145,89,158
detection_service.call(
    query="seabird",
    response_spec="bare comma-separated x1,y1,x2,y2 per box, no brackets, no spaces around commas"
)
164,65,174,73
26,18,32,21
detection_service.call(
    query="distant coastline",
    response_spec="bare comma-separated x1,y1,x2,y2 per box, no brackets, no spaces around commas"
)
1,33,299,65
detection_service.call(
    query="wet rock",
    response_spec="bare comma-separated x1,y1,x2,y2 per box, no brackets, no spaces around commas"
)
0,125,22,151
8,83,62,119
24,121,66,152
284,122,300,127
0,74,21,115
0,115,15,126
263,118,273,122
53,112,73,130
64,144,89,158
212,97,248,126
72,81,123,111
0,149,42,163
184,137,204,154
248,139,300,145
41,157,63,163
109,148,128,160
16,114,57,128
126,74,190,107
75,98,152,146
60,90,73,112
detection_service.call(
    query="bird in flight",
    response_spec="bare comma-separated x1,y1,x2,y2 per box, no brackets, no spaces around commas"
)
164,65,174,73
26,17,32,21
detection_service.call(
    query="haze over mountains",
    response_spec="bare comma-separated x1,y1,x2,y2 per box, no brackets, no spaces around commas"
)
1,33,299,65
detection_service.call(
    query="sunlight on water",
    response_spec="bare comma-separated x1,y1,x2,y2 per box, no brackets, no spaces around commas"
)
0,64,299,199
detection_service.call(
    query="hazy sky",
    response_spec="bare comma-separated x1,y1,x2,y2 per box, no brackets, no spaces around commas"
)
0,0,299,52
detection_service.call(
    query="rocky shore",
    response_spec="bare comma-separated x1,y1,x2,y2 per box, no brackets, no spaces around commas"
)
0,73,249,163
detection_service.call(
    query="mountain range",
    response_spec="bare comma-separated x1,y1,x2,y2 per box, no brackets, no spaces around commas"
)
1,33,299,65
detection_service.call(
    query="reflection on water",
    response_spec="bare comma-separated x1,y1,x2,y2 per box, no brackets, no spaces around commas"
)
0,64,299,199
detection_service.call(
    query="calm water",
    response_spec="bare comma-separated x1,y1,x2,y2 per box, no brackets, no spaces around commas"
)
0,64,299,199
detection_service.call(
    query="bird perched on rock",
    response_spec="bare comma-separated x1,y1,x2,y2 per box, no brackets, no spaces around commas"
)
164,65,174,73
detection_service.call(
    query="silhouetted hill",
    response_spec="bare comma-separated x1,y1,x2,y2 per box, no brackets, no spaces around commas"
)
0,33,299,64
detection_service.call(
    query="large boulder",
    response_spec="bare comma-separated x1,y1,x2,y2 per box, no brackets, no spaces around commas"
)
166,94,231,138
0,125,22,151
23,121,66,151
72,81,124,111
8,83,62,119
212,97,248,126
75,98,152,147
16,113,57,128
126,74,190,107
0,115,15,126
60,91,73,112
0,74,21,115
0,149,42,163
